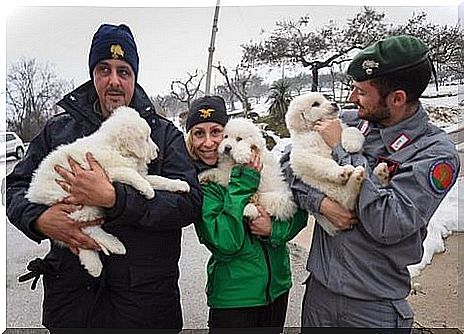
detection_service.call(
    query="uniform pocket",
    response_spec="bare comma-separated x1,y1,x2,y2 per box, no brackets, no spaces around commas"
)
391,299,414,328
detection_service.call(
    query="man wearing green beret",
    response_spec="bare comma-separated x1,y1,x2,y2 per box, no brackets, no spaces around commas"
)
281,35,460,330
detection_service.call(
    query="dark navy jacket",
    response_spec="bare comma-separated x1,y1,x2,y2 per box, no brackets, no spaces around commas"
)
6,81,202,330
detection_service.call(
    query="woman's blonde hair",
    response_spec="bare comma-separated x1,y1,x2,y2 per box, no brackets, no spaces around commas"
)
185,130,200,161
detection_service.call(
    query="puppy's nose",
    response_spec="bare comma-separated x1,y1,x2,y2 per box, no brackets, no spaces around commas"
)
331,102,340,113
224,145,232,154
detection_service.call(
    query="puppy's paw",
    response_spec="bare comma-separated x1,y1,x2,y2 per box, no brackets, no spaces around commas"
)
170,180,190,193
79,249,103,277
351,166,366,183
198,171,215,184
338,165,355,183
93,234,126,255
374,162,389,187
141,187,155,199
243,203,259,220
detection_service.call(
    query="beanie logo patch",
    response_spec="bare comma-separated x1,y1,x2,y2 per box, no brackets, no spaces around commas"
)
110,44,125,60
362,59,379,75
199,108,215,119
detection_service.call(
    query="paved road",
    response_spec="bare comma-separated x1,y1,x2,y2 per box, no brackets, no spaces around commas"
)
4,159,309,331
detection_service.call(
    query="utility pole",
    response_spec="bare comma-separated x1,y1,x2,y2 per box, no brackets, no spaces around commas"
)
205,0,220,95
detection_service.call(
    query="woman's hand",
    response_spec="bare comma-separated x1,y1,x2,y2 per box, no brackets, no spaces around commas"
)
246,149,263,172
249,206,272,237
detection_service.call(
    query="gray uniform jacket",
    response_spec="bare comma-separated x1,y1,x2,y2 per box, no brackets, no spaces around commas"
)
281,104,459,300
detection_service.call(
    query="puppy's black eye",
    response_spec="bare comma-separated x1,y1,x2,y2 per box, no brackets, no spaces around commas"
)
312,101,320,107
236,137,242,142
224,135,228,139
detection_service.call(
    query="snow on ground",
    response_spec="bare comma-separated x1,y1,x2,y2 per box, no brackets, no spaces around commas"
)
407,176,462,277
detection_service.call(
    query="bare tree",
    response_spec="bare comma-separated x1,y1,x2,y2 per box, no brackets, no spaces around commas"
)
170,69,205,110
214,62,259,117
6,58,74,141
241,7,389,92
151,94,186,118
390,11,464,80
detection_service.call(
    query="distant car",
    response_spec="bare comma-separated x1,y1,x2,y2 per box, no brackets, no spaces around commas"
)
0,131,26,160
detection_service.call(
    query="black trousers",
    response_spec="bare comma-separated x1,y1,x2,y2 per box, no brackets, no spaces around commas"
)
207,291,289,334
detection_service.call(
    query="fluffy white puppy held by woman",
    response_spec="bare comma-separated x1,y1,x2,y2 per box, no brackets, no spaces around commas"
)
26,106,190,277
198,117,297,221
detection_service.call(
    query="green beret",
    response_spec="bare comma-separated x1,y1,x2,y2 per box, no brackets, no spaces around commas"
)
347,35,429,81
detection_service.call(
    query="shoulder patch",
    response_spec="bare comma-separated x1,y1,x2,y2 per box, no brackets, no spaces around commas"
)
428,160,456,194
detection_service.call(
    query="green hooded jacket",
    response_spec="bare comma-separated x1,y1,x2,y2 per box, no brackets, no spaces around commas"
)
194,164,308,308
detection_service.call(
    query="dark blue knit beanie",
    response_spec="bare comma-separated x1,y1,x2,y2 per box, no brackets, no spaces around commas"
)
88,23,139,80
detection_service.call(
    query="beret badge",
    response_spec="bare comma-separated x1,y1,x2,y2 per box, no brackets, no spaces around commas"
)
110,44,125,60
199,108,214,119
362,59,379,75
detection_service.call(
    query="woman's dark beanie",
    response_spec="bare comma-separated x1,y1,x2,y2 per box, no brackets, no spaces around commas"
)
186,96,228,132
88,23,139,80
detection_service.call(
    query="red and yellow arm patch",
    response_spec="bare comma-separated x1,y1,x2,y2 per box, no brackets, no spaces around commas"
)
428,160,456,194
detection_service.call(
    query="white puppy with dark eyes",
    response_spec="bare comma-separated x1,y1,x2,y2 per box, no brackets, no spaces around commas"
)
26,106,190,277
286,92,370,236
198,117,297,221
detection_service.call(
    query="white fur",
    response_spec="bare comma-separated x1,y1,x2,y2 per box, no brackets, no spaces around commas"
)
286,92,366,236
373,162,390,187
26,106,190,277
198,118,297,221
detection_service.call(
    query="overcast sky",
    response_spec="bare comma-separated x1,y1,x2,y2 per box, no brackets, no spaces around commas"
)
4,1,462,97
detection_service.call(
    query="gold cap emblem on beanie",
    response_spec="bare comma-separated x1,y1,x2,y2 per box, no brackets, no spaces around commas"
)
110,44,125,59
199,108,215,119
362,59,379,75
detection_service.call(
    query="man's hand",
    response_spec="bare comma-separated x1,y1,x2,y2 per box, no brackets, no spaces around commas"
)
35,203,102,252
319,197,357,230
249,206,272,237
314,119,343,149
55,152,116,208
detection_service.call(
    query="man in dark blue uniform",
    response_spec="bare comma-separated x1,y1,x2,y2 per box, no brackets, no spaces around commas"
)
282,35,460,331
7,23,202,332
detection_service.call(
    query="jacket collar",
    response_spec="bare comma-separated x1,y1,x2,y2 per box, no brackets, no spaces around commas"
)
57,80,158,127
379,104,429,154
192,159,216,175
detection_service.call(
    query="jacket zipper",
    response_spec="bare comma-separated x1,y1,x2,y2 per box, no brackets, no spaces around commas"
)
259,241,272,305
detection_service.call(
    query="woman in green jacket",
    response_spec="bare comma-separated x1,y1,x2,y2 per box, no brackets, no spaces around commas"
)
185,95,308,333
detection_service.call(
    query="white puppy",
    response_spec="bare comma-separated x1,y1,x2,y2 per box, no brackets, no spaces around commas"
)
286,92,366,236
199,117,297,221
26,106,190,277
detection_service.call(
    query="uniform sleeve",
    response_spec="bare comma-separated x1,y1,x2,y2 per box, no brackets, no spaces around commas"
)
331,144,369,169
280,147,325,214
6,126,52,243
194,166,260,259
104,127,202,231
357,149,460,245
269,208,308,246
